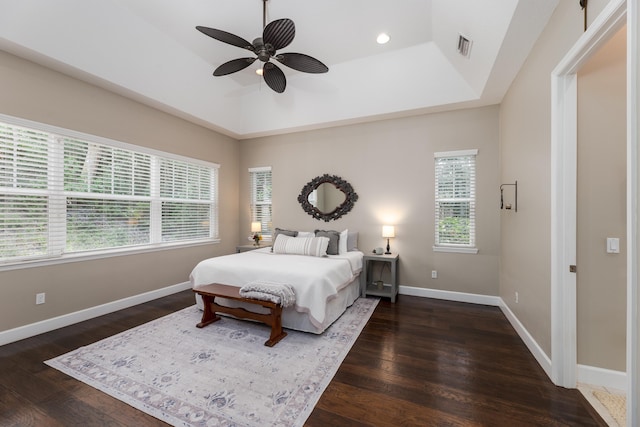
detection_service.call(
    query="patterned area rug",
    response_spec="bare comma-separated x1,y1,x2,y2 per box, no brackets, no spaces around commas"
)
46,298,378,427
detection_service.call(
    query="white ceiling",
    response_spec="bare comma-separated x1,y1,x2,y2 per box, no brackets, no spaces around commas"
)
0,0,558,139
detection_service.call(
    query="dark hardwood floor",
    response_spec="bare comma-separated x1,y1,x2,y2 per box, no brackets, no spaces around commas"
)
0,291,605,426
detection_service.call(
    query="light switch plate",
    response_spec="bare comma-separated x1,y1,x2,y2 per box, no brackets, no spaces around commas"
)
606,237,620,254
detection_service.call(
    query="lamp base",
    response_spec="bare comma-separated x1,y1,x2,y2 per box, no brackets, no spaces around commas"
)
385,238,391,254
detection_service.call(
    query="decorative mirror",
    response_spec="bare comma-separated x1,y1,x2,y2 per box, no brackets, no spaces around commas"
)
297,174,358,222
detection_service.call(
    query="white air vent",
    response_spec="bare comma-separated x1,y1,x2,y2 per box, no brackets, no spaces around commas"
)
457,34,472,58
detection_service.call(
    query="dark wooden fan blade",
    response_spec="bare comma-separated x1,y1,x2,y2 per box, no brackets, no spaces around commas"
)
196,26,253,51
213,57,257,76
263,62,286,93
276,53,329,74
263,18,295,51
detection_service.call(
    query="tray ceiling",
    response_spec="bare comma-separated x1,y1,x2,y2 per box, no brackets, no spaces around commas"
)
0,0,559,138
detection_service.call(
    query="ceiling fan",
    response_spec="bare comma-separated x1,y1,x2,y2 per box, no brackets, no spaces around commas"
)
196,0,329,93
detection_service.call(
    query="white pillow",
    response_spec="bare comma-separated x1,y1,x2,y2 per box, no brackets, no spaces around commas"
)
339,229,348,254
273,234,329,257
296,231,315,238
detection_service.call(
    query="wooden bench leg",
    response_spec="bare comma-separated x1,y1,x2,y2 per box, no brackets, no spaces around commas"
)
196,294,221,328
264,305,287,347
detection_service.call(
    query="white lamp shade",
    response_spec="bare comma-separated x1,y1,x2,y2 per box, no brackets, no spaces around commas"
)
382,225,395,238
251,222,262,233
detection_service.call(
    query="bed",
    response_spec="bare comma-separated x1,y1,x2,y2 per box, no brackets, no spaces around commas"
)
190,246,364,334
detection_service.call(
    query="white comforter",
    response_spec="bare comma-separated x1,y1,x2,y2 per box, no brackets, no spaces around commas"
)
190,248,363,327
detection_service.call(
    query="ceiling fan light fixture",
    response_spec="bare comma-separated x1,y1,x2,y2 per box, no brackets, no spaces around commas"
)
376,33,390,44
196,0,328,93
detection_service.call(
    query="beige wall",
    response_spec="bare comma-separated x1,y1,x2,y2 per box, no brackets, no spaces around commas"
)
239,106,501,295
577,26,627,371
499,0,619,363
0,51,240,332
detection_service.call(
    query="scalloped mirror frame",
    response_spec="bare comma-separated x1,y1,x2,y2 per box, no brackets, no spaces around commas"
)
297,174,358,222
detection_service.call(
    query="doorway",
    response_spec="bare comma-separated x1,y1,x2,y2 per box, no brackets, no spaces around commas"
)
576,24,627,423
550,0,637,426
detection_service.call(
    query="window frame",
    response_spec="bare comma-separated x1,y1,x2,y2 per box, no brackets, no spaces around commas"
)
0,113,219,271
433,149,479,254
249,166,272,240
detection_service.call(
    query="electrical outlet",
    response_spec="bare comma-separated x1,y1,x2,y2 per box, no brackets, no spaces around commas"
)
431,270,438,279
515,291,519,304
36,292,46,305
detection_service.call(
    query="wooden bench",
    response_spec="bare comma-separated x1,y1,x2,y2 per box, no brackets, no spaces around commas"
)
193,283,287,347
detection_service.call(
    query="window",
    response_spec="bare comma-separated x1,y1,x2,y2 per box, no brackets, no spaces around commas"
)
0,115,219,266
434,149,478,253
249,167,272,239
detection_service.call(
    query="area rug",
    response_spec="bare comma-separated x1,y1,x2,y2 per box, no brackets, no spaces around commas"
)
46,297,378,427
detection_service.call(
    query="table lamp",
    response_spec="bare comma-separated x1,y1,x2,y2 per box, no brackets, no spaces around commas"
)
382,225,395,254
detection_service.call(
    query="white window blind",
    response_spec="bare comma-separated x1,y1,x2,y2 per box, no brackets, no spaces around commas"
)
434,149,477,250
160,158,216,242
0,125,56,260
63,137,152,252
249,167,272,238
0,115,219,265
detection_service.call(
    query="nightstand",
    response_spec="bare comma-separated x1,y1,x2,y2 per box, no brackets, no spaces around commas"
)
361,253,399,303
236,244,270,253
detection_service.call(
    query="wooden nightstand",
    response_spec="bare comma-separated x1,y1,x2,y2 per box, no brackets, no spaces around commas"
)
236,244,270,253
361,253,399,303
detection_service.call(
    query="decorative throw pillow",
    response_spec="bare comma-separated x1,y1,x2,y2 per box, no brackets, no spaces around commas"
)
315,229,340,255
272,234,329,257
339,229,348,254
347,231,359,251
272,228,298,252
274,228,298,239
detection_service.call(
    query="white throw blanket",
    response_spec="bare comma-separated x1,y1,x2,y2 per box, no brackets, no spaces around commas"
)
239,281,296,307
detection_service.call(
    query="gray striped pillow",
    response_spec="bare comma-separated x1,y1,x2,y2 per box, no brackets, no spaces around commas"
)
272,234,329,257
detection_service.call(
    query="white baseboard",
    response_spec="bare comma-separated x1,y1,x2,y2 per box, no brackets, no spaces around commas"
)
0,281,192,346
399,285,502,306
578,364,627,391
498,299,553,382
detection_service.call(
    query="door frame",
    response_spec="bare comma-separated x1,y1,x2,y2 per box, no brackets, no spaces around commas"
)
550,0,637,425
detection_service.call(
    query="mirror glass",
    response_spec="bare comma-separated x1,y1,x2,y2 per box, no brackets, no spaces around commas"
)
308,183,346,214
298,174,358,222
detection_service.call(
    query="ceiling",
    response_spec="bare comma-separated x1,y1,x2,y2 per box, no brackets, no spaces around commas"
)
0,0,559,139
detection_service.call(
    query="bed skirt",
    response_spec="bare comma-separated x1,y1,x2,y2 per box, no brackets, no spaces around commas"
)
194,274,361,334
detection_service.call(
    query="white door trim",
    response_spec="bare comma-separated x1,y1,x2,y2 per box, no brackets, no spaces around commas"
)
550,65,578,388
551,0,637,425
627,1,639,425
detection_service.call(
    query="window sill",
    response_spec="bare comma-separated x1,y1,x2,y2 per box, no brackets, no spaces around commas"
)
0,239,220,272
432,246,479,254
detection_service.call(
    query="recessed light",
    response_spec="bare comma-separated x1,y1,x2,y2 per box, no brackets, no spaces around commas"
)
376,33,390,44
256,68,263,76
